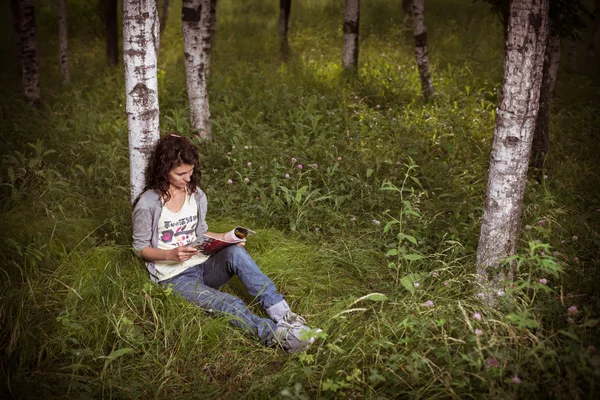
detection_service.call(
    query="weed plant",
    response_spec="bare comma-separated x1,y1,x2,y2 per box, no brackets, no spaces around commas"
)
1,0,599,398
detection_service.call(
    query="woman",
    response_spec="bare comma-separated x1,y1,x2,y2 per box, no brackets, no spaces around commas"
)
132,134,318,352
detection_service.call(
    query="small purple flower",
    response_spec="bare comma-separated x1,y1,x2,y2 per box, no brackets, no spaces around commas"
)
473,312,482,321
568,305,578,315
285,173,290,179
375,104,381,109
572,235,578,241
538,220,546,226
497,290,505,297
539,278,548,285
486,358,499,368
588,345,596,352
312,163,318,169
291,157,297,163
543,175,548,180
350,217,357,222
432,271,439,278
227,179,233,185
337,156,342,161
297,164,303,170
475,329,483,336
413,282,420,288
227,152,232,156
422,300,434,308
444,281,449,286
567,317,574,324
477,292,485,298
372,219,380,225
573,257,579,263
232,145,236,149
244,145,249,150
247,162,252,167
244,177,249,183
511,376,522,384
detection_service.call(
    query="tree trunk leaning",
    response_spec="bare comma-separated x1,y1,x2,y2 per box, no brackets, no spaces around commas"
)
342,0,360,70
476,0,549,305
182,0,216,141
412,0,435,101
160,0,171,35
531,33,561,173
123,0,161,204
104,0,119,66
57,0,70,83
12,0,40,105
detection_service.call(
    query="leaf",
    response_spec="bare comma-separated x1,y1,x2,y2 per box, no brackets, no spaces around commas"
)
400,233,418,245
403,254,424,261
366,168,374,178
385,249,398,257
106,347,134,360
400,275,416,294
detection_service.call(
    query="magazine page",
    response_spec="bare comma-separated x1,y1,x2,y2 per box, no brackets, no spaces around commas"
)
190,227,255,256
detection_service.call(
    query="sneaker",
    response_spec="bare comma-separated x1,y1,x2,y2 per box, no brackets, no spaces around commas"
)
274,319,317,352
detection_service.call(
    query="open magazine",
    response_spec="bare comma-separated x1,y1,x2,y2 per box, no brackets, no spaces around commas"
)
190,227,256,256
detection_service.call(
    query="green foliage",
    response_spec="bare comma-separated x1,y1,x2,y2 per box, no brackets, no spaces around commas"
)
1,0,599,398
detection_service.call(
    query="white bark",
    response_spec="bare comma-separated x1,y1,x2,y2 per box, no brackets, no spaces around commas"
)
476,0,549,304
57,0,70,83
342,0,359,70
123,0,160,204
12,0,40,105
182,0,215,141
412,0,434,101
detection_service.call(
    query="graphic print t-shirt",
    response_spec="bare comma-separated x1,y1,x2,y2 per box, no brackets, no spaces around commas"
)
154,193,209,281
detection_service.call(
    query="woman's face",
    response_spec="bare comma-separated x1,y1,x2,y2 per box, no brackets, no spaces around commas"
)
168,163,194,190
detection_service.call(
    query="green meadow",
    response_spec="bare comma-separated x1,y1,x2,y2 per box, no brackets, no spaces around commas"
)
1,0,599,398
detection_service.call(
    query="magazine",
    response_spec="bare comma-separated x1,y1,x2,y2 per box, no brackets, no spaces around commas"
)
190,227,256,256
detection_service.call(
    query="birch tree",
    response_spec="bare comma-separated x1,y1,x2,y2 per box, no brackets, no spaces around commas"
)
123,0,160,203
412,0,434,101
104,0,119,66
182,0,216,141
57,0,70,83
342,0,359,70
11,0,40,105
476,0,549,304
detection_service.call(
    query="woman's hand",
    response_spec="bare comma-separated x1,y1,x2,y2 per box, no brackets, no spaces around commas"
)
168,246,198,262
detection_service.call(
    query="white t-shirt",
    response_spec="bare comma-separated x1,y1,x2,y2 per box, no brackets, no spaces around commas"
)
154,193,210,281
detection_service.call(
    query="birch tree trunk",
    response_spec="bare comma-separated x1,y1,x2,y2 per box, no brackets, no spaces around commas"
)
531,33,560,172
11,0,40,105
160,0,170,35
412,0,434,101
588,0,600,57
57,0,70,83
476,0,549,305
182,0,216,141
123,0,160,203
104,0,119,66
342,0,360,70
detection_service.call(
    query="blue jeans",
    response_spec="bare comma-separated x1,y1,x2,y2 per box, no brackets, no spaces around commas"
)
159,245,283,346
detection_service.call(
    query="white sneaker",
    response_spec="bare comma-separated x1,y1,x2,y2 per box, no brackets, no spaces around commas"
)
274,319,318,352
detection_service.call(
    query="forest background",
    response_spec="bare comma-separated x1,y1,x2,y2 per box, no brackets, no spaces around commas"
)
1,0,599,398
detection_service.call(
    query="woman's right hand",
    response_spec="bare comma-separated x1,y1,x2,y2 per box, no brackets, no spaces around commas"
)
168,246,198,262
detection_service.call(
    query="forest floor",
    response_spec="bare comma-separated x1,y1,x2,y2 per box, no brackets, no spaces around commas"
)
1,0,599,398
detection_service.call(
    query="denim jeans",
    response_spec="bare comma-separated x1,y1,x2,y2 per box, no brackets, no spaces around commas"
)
159,245,283,346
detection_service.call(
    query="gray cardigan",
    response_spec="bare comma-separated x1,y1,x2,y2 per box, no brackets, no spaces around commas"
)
132,188,209,282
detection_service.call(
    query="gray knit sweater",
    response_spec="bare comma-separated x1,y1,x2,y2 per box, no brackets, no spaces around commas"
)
132,188,209,282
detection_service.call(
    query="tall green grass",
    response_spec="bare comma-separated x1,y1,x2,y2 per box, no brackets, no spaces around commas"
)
1,0,599,398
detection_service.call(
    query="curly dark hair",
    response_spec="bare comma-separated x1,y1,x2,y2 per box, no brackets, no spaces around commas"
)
144,134,202,202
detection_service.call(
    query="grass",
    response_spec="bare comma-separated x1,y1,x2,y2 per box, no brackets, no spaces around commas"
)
1,0,599,398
